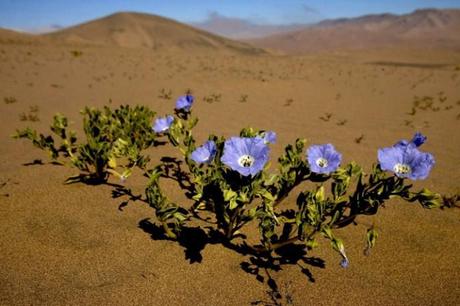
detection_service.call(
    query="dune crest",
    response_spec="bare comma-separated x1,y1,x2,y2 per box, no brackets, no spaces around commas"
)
43,12,266,55
248,9,460,54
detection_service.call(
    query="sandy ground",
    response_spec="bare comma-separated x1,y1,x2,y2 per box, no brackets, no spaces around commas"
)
1,40,460,305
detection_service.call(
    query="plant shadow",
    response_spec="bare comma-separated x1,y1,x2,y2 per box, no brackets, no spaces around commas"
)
137,218,325,281
112,185,147,211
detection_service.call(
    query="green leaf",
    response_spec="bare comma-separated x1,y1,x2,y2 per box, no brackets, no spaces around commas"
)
223,189,237,202
315,186,325,202
229,199,239,210
364,226,378,256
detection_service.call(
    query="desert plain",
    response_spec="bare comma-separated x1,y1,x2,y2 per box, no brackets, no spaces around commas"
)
1,11,460,306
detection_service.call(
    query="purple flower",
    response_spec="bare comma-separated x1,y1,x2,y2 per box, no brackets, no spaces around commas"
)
411,132,427,147
191,140,217,164
395,132,427,148
340,258,349,268
221,137,269,177
306,144,342,174
260,131,277,144
378,144,434,180
175,94,194,111
152,115,174,133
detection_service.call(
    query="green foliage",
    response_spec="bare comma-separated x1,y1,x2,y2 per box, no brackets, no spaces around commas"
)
144,106,444,268
14,105,156,183
13,98,446,269
145,167,188,239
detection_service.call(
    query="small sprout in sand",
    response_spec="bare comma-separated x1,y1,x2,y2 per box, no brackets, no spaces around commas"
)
284,98,293,107
19,113,28,121
203,93,222,104
70,50,83,57
158,88,173,100
404,120,414,127
27,113,40,122
239,94,248,103
4,96,17,104
337,119,347,126
319,112,332,122
354,134,365,144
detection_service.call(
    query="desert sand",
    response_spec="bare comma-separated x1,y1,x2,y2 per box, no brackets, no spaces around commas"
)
1,12,460,306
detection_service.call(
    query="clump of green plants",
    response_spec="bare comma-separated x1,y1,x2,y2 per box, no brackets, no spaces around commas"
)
14,105,157,183
14,92,449,273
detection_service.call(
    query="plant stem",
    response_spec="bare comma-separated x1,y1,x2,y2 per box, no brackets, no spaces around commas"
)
162,222,177,239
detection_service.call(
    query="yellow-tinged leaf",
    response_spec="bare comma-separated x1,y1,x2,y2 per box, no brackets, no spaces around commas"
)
108,157,117,169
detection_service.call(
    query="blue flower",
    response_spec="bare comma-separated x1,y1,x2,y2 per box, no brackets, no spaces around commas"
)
306,144,342,174
340,258,349,268
191,140,217,164
260,131,277,144
411,132,427,147
152,115,174,133
395,132,427,148
175,94,194,111
378,144,434,180
221,137,269,177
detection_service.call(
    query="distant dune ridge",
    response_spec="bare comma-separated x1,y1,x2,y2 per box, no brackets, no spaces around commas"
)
43,12,266,55
190,12,312,39
248,9,460,54
0,28,41,44
0,9,459,54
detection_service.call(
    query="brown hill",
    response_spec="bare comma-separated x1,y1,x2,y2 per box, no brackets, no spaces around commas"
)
0,28,42,45
44,12,266,55
248,9,460,54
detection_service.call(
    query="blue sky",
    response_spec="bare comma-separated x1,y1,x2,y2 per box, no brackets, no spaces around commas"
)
1,0,460,32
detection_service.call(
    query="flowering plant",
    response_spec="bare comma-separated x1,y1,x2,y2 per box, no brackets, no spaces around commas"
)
143,97,441,268
14,105,157,183
13,94,444,269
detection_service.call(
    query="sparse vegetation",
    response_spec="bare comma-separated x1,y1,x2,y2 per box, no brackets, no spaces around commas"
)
319,112,332,122
70,50,83,57
354,134,364,144
158,88,172,100
4,96,17,104
203,93,222,104
284,98,293,107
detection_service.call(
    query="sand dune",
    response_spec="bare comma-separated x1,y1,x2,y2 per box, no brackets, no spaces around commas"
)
248,9,460,54
43,12,266,55
0,28,43,45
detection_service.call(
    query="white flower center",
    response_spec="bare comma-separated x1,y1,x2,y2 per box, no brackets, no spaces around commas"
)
238,155,255,168
316,158,328,168
393,163,411,175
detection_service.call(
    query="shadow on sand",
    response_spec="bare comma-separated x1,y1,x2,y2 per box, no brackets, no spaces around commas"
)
138,218,326,304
